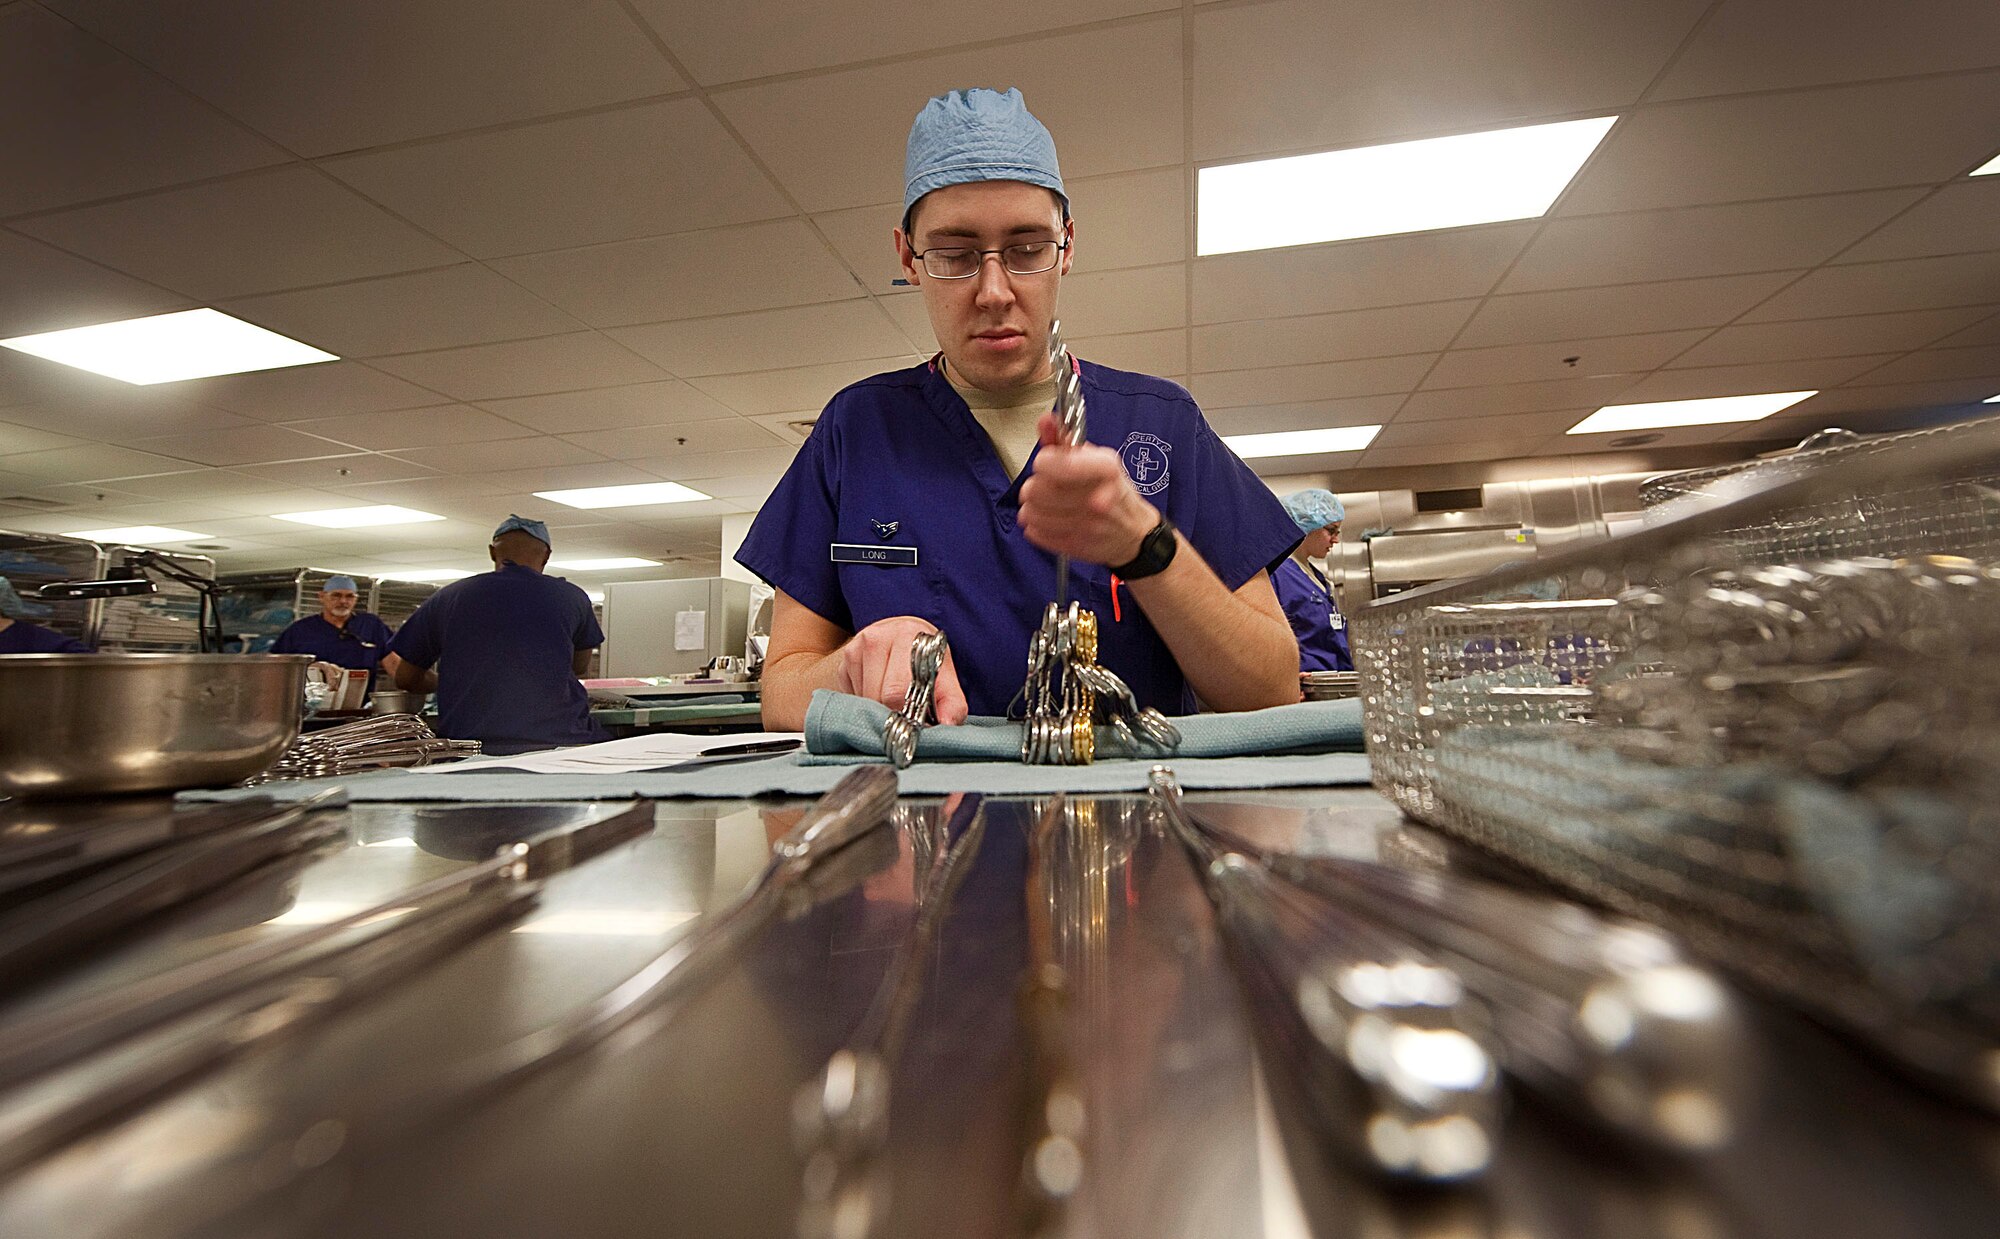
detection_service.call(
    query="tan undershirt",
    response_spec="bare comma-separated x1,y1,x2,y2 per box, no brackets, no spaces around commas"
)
944,363,1059,481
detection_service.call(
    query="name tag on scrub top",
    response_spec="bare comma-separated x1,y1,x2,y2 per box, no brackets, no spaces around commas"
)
831,543,918,567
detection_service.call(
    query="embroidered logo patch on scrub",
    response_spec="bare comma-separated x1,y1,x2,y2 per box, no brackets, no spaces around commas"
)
1119,432,1171,496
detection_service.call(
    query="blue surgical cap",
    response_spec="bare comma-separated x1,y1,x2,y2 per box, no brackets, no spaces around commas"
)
322,575,358,593
904,88,1066,220
492,514,551,547
1282,489,1346,532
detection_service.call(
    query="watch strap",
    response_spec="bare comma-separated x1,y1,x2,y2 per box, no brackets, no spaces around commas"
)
1110,513,1177,580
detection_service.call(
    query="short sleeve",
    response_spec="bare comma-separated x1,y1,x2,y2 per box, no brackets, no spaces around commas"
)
573,590,605,649
734,421,851,630
390,598,442,669
269,624,303,655
1273,560,1337,672
1175,418,1302,591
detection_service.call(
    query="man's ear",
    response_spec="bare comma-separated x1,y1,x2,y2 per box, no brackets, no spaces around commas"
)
893,226,923,287
1059,215,1076,276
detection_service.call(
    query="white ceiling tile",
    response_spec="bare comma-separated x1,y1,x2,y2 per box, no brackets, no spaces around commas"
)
1740,252,2000,321
0,444,205,483
369,333,671,402
0,6,288,215
475,381,741,434
690,355,924,416
558,417,791,460
1190,354,1435,409
1193,300,1480,372
126,424,353,467
1358,440,1537,469
325,475,520,506
1607,355,1903,404
324,99,789,259
223,265,580,359
388,436,606,475
1192,0,1708,161
1067,329,1188,378
606,300,911,378
1201,394,1406,437
0,393,253,444
234,453,440,488
744,413,817,446
715,18,1184,214
687,472,784,501
1560,72,2000,214
1397,375,1643,422
280,404,536,451
1668,308,1992,369
1751,383,2000,422
634,0,1170,84
877,294,936,350
490,220,863,328
0,229,192,338
1423,330,1710,390
1936,311,2000,349
1066,167,1191,273
1455,272,1801,348
466,462,665,494
629,446,802,482
13,167,463,301
1502,190,1922,293
73,469,293,502
47,0,684,156
0,420,88,456
176,361,449,420
1651,0,2000,100
1193,224,1536,324
1835,179,2000,264
1374,411,1584,449
810,204,913,297
1839,345,2000,387
1059,265,1187,337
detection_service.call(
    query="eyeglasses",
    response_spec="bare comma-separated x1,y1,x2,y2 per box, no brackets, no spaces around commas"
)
910,239,1068,280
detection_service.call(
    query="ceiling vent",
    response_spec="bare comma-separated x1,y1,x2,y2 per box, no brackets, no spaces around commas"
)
0,495,66,509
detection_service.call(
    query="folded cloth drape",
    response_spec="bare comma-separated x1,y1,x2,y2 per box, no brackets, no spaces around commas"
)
802,690,1364,764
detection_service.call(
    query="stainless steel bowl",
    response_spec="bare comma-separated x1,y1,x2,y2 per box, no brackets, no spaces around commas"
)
0,653,312,798
367,687,429,717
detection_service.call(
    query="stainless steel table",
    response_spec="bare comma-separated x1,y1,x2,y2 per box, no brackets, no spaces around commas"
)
0,786,1994,1238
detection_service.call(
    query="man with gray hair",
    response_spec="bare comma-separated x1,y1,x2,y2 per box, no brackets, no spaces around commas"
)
737,87,1302,730
270,573,400,687
390,515,607,754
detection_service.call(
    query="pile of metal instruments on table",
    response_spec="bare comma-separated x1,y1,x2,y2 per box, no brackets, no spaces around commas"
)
1300,669,1361,701
252,714,483,782
1352,411,2000,1111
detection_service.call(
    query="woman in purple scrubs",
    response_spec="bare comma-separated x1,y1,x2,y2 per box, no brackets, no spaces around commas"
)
736,89,1302,729
1270,490,1353,673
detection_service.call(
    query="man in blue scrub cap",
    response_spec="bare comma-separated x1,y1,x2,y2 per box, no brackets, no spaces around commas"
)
1272,490,1352,673
390,515,608,754
269,575,401,687
737,87,1303,729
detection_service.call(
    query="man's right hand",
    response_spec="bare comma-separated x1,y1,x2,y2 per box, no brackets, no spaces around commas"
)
837,615,970,725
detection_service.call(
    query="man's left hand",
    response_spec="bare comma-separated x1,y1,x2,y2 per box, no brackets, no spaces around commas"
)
1018,412,1158,566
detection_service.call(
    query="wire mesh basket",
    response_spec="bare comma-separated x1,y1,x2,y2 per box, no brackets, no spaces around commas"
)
1352,412,2000,1111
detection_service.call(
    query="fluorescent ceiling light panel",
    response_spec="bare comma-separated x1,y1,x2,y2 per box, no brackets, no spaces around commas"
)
549,557,661,571
1222,425,1381,458
375,568,474,582
1567,391,1817,435
1984,392,2000,403
273,505,446,528
1197,116,1618,256
67,525,210,544
1971,152,2000,177
0,308,337,385
534,481,711,509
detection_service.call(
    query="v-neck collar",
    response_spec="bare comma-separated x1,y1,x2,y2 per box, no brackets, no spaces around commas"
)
919,355,1082,510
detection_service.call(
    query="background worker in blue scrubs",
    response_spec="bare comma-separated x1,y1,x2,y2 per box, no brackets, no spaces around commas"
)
737,88,1303,730
269,575,401,687
1272,490,1353,673
0,576,91,653
390,516,608,755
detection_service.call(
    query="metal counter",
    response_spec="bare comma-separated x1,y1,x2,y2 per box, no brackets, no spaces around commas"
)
0,787,1995,1238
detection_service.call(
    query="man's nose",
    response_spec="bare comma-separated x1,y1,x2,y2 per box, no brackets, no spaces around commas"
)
972,252,1016,307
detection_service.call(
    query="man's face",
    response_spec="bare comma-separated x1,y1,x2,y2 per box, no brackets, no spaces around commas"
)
321,589,358,620
895,180,1073,392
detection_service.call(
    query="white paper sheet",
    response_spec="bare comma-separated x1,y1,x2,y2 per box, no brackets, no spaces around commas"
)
674,608,706,651
412,730,803,775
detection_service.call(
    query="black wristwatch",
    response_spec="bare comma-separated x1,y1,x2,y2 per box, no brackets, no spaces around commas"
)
1110,513,1178,580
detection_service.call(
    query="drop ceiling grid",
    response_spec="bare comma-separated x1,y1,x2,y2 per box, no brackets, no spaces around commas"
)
0,0,1992,568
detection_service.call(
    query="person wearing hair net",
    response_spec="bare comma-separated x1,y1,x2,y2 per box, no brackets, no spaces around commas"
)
390,516,608,754
737,88,1301,729
0,576,92,653
269,573,401,689
1273,490,1353,673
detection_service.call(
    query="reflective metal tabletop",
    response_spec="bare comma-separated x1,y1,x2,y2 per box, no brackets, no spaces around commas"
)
0,787,1994,1239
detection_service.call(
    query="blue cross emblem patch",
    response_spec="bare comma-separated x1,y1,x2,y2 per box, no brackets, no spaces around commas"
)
1119,432,1171,496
